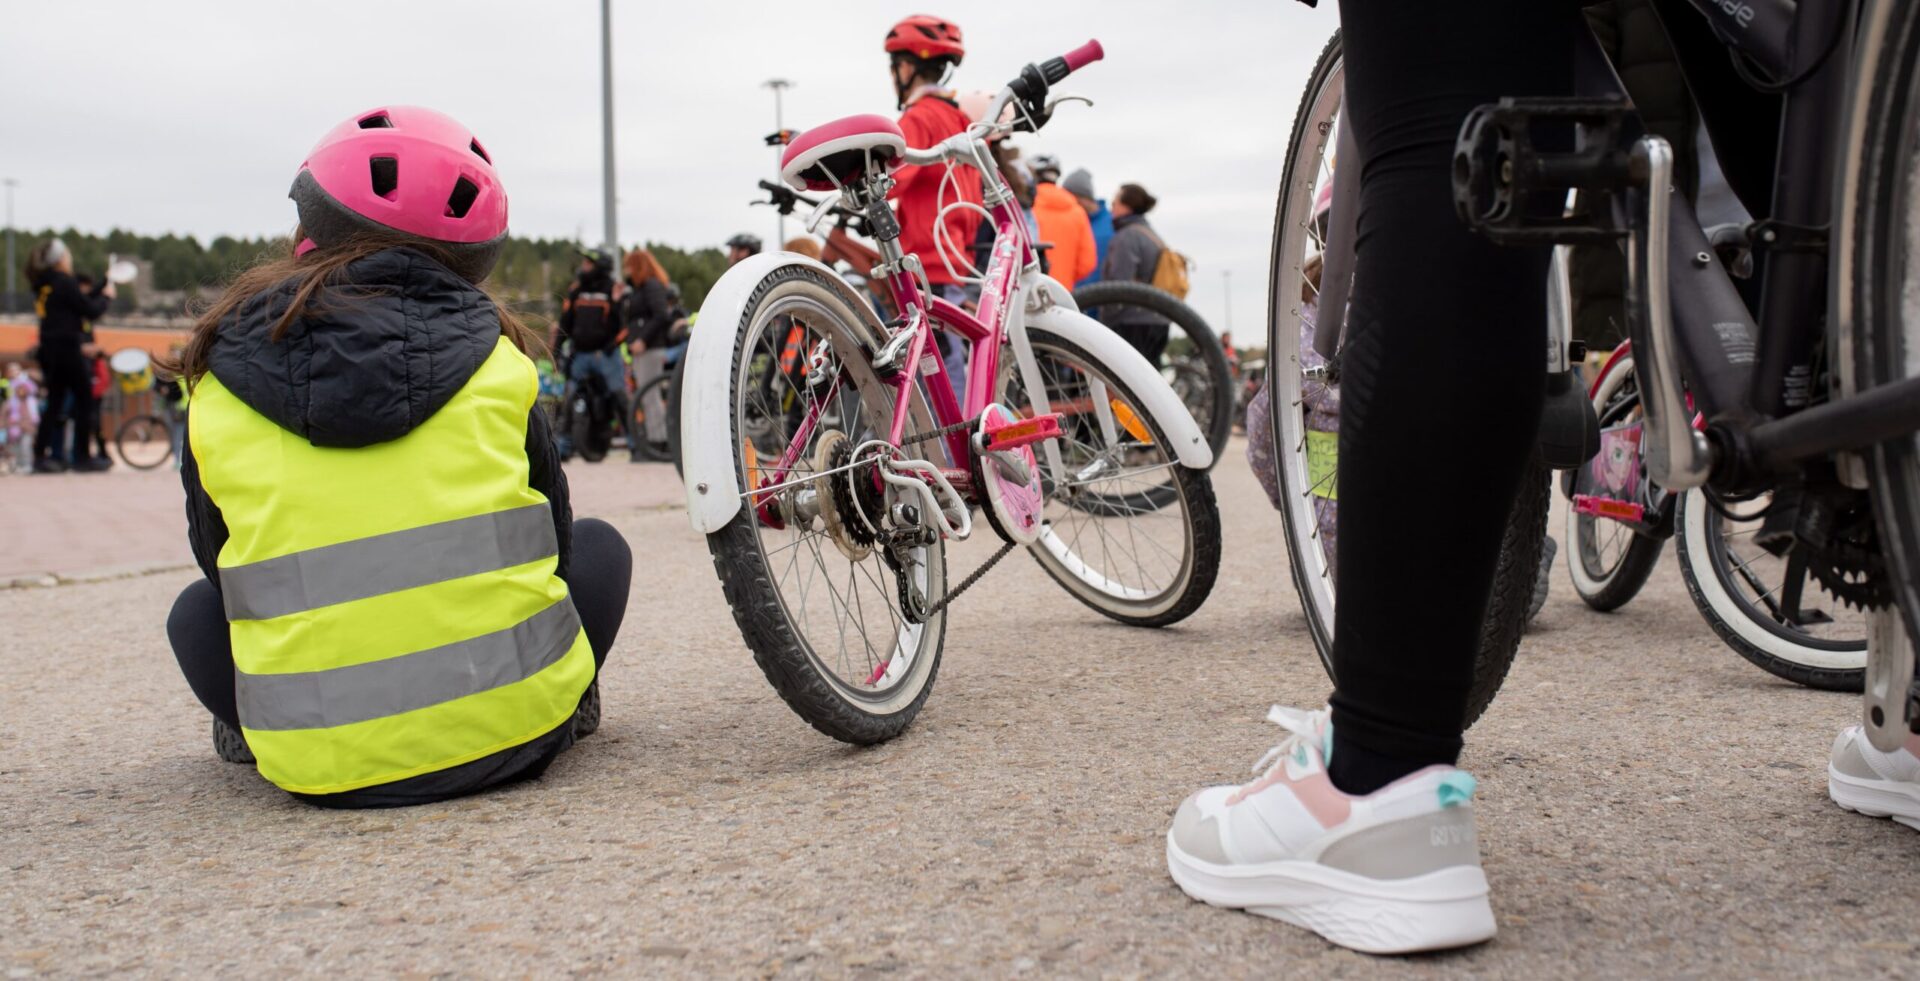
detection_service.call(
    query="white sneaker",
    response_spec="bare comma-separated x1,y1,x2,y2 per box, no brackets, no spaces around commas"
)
1828,725,1920,829
1166,706,1495,954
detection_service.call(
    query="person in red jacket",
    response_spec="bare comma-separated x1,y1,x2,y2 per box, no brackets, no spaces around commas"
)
885,14,982,397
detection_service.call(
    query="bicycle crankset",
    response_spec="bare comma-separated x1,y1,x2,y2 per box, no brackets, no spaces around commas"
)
1792,484,1891,611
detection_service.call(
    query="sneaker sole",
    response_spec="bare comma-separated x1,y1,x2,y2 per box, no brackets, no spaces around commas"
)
1166,833,1495,955
1828,764,1920,830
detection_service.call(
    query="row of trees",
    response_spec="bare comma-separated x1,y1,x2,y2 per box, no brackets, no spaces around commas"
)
13,228,735,318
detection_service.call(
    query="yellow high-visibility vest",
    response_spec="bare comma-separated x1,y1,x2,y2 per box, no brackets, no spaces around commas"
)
189,336,593,795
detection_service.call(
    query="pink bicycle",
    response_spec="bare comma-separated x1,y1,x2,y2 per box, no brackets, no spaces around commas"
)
679,40,1221,743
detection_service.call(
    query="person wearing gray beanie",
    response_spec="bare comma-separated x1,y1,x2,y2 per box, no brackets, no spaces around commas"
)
1062,169,1114,287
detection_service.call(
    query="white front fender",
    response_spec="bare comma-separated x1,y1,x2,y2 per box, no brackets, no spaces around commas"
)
679,252,887,534
1021,277,1215,471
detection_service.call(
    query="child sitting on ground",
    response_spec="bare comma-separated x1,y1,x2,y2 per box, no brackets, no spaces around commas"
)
159,106,633,808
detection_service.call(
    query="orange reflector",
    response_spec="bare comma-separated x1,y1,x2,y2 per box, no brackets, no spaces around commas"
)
743,441,762,492
1110,399,1153,444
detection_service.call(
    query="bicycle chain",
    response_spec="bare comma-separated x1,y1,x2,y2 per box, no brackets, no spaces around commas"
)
897,538,1017,623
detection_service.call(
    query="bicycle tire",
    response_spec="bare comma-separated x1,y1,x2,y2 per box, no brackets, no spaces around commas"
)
1020,327,1222,627
1675,489,1867,692
1564,354,1666,612
1849,0,1920,651
1267,29,1540,726
631,374,674,462
1070,280,1234,465
668,355,688,477
114,413,173,470
704,264,947,745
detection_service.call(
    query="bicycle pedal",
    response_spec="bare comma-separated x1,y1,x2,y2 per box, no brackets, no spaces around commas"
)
1453,97,1640,246
979,412,1063,452
1573,493,1646,526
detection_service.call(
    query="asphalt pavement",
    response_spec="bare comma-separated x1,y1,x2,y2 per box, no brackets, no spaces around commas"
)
4,443,1918,977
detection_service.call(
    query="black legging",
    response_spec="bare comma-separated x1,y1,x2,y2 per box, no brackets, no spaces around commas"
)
168,518,632,731
34,352,94,466
1327,0,1577,790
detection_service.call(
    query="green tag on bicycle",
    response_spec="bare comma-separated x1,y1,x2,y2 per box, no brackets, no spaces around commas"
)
1305,429,1338,501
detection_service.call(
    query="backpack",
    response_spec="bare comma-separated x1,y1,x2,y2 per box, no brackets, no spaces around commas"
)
1137,225,1192,300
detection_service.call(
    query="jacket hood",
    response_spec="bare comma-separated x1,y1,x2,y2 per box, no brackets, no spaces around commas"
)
206,247,503,449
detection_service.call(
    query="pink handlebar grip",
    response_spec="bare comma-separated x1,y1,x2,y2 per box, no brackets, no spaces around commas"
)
1062,39,1105,73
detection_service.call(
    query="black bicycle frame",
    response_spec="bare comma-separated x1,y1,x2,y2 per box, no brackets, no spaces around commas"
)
1596,0,1920,485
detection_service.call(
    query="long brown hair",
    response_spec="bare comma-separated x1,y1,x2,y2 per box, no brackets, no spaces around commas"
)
158,231,542,387
622,247,670,287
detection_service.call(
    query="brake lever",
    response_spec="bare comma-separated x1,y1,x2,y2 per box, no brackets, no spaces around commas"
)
1044,93,1094,114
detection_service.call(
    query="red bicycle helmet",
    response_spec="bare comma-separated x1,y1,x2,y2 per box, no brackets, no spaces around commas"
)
289,105,509,283
884,15,965,63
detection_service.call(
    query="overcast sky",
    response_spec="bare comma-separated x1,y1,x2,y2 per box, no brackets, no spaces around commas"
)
2,1,1338,338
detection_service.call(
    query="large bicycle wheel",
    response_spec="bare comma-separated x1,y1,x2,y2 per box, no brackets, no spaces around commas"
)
1849,0,1920,652
1071,280,1234,464
1266,30,1544,725
1006,328,1222,626
1564,351,1667,611
114,413,172,470
704,264,946,745
1676,489,1867,691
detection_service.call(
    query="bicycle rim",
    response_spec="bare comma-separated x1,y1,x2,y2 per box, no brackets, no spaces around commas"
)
1269,32,1345,666
115,415,171,470
1014,331,1200,617
1682,489,1868,671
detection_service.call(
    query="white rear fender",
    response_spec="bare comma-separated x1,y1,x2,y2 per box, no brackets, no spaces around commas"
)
1019,273,1214,470
680,253,888,534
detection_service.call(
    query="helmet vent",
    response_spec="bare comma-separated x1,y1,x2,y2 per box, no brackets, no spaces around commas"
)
446,176,480,219
357,112,394,130
469,139,491,164
369,156,400,200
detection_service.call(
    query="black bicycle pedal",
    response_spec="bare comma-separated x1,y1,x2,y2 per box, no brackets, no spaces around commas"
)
1453,97,1640,246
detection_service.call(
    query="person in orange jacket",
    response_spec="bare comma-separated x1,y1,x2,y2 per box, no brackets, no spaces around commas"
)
1027,154,1097,290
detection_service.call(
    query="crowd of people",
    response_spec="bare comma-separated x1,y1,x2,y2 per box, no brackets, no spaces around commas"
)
3,239,122,475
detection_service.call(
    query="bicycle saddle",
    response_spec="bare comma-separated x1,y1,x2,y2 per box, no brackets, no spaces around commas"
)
780,114,906,192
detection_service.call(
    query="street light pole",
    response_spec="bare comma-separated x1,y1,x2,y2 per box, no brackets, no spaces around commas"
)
1221,269,1233,348
3,179,17,317
763,78,793,244
599,0,619,258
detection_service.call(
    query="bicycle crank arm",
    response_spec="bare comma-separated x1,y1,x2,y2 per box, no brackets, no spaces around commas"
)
1625,137,1714,492
1864,607,1919,752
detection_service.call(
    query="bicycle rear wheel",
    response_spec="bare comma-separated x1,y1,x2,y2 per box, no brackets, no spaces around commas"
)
1267,30,1542,725
704,264,947,745
114,414,172,470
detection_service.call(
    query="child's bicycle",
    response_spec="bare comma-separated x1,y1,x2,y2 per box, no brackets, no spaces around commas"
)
680,40,1222,743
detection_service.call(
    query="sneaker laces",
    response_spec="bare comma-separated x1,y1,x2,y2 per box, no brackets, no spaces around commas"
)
1250,705,1331,777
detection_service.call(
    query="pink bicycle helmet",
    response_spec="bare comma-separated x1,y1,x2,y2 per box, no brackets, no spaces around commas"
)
290,105,508,282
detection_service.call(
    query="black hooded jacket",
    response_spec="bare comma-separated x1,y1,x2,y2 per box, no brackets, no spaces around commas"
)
179,248,575,806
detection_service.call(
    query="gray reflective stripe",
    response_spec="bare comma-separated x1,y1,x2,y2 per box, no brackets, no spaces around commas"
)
235,597,582,732
220,503,556,621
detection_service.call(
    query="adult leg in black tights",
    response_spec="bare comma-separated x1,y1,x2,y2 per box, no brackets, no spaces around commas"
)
1327,0,1579,793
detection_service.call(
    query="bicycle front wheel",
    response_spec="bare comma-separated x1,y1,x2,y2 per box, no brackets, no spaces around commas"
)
114,414,173,470
704,264,946,745
1009,328,1222,627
